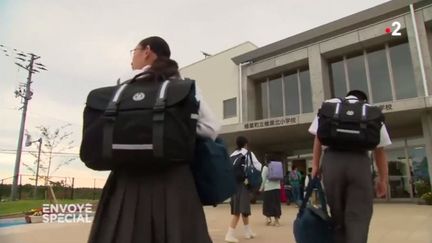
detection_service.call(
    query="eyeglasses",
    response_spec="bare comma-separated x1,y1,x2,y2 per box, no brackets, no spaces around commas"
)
130,45,151,56
130,48,142,56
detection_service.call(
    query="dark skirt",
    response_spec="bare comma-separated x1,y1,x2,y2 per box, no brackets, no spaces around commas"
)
88,164,212,243
230,183,251,216
262,189,282,218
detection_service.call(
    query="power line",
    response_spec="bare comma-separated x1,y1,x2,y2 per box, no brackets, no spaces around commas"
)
0,149,79,156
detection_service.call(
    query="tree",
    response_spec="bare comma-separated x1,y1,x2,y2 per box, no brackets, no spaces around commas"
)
23,123,76,184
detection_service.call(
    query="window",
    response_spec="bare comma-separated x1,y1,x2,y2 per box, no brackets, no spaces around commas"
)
261,82,269,119
299,70,313,113
346,54,369,98
329,41,418,102
330,59,346,98
269,77,284,117
284,72,299,116
389,42,417,99
367,48,392,103
223,98,237,119
257,67,313,119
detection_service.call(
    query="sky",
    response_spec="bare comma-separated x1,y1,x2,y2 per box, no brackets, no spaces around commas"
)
0,0,390,187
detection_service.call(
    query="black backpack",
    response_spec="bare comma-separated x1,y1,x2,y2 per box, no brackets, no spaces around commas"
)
79,72,199,170
231,153,247,182
317,98,384,151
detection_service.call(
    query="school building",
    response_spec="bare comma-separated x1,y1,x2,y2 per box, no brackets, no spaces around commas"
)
180,0,432,201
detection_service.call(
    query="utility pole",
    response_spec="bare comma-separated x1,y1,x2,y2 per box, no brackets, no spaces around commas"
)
1,44,48,201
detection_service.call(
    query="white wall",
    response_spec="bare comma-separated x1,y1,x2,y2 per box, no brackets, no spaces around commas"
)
180,42,257,125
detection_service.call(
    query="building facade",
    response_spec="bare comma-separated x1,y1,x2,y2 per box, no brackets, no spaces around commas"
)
181,0,432,201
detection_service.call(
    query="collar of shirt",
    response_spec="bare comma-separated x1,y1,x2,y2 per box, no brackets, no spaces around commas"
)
326,95,359,103
118,65,151,84
230,148,248,156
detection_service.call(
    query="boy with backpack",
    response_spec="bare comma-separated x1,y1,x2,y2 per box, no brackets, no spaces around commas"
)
309,90,391,243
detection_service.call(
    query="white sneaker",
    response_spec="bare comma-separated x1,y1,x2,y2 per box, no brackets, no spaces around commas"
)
225,234,239,243
245,230,257,239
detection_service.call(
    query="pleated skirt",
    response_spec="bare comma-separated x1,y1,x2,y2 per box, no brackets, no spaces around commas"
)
88,164,212,243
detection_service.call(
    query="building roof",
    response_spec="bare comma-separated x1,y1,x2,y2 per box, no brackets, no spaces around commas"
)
180,41,257,70
232,0,429,64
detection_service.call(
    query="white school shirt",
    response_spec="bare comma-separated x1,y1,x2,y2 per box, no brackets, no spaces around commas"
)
230,148,262,171
308,96,392,148
260,166,281,191
118,66,221,140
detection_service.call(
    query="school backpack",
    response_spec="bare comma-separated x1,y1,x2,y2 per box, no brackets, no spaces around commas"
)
317,98,384,151
231,153,247,182
79,72,199,170
294,177,333,243
267,161,284,180
244,152,262,191
191,137,237,206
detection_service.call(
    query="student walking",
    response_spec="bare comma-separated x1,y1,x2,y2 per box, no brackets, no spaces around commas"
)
260,161,282,226
309,90,391,243
83,36,220,243
225,136,262,243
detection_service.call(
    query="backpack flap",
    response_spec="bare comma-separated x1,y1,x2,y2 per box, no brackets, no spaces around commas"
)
85,79,196,112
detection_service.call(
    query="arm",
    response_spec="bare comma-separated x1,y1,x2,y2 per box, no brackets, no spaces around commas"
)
250,152,263,171
311,136,322,178
374,147,388,198
260,166,268,191
195,87,221,140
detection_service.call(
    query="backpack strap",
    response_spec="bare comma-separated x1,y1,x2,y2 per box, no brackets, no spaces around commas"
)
101,72,153,162
153,80,170,159
299,177,329,215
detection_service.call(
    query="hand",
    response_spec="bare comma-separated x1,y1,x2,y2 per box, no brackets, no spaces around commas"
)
375,179,387,198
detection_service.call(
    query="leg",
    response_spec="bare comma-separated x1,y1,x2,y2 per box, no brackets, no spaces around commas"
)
241,215,249,225
225,215,240,243
242,215,256,238
322,151,347,243
345,155,374,243
230,215,240,229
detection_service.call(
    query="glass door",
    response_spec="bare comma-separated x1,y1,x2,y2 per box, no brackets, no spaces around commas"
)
408,146,430,198
387,149,412,199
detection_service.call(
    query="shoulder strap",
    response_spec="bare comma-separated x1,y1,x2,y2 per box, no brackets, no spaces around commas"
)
153,80,171,159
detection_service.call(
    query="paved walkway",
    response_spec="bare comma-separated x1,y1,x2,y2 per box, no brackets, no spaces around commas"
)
0,203,431,243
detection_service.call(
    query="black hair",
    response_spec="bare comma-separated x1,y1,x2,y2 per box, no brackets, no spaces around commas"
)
236,136,248,150
138,36,171,58
292,165,296,170
138,36,179,80
346,90,368,102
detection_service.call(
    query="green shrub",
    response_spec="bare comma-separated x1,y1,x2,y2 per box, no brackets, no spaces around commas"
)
415,180,431,196
421,192,432,205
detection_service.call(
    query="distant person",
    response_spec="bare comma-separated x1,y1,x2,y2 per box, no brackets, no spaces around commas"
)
260,161,282,226
309,90,391,243
85,36,220,243
289,165,302,205
284,171,293,205
304,167,312,191
225,136,262,243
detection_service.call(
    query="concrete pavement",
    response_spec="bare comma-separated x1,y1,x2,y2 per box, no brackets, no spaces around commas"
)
0,203,431,243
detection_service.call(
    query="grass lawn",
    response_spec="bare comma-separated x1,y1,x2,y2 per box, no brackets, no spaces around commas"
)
0,199,98,217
